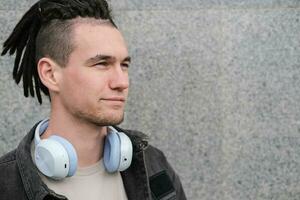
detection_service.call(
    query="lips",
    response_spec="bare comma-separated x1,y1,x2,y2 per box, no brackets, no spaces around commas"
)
100,97,125,107
101,97,125,102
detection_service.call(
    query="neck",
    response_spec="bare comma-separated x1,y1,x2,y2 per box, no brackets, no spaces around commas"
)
42,107,107,168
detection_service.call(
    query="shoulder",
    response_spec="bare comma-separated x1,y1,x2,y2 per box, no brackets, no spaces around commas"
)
120,128,173,172
118,127,168,166
0,149,19,178
116,127,173,172
124,129,187,200
115,127,187,199
0,149,27,198
0,149,17,166
145,145,169,166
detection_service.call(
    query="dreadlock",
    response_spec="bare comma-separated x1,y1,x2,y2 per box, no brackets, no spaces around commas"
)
1,0,117,104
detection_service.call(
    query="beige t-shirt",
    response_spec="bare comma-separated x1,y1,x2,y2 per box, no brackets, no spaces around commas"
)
31,142,128,200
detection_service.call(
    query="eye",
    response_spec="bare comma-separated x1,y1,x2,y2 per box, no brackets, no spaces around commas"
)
121,63,130,69
96,62,108,66
93,61,109,68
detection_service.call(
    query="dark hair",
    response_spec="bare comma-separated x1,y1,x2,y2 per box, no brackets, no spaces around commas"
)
1,0,117,104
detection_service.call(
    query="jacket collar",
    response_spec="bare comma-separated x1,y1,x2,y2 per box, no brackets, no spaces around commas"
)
113,126,149,152
16,121,150,200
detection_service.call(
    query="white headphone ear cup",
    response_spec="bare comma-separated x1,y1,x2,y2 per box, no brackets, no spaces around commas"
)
35,139,69,179
103,132,121,173
49,135,78,177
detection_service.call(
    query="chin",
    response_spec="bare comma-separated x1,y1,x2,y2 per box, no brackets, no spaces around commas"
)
90,113,124,126
74,106,125,126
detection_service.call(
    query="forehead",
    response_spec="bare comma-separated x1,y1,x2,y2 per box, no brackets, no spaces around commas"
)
70,19,128,58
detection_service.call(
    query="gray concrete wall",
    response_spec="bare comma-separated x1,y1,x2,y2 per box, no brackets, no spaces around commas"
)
1,1,300,199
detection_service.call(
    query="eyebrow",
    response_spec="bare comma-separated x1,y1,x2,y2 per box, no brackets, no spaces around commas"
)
85,54,131,65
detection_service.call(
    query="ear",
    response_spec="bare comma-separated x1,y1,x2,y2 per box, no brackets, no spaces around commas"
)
37,57,62,93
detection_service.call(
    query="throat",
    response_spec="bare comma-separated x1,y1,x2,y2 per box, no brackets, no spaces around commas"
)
74,133,106,168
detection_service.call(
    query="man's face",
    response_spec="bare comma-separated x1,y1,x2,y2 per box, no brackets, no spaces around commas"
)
56,21,130,126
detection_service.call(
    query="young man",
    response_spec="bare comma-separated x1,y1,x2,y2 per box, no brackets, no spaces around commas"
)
0,0,186,200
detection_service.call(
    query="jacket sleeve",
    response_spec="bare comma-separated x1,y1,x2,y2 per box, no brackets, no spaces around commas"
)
144,145,187,200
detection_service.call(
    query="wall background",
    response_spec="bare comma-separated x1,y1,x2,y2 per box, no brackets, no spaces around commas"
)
1,1,300,199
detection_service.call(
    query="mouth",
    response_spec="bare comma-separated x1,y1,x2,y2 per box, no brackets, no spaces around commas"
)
102,97,125,101
100,97,126,104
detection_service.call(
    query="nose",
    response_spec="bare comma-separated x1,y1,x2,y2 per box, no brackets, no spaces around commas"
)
109,65,129,91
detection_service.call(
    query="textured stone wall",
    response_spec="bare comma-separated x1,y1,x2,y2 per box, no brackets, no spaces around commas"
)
1,1,300,199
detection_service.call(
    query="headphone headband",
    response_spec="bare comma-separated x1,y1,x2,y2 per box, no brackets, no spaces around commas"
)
34,119,49,146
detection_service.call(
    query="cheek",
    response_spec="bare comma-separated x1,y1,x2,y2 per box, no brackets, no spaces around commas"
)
60,70,88,100
61,69,107,101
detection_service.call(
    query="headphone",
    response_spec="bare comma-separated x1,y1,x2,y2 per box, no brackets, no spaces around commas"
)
34,119,133,180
